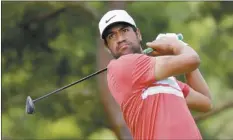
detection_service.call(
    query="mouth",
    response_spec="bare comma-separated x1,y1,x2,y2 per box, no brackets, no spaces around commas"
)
117,44,129,52
120,44,129,50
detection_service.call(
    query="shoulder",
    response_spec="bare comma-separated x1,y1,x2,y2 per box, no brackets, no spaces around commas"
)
108,54,148,68
107,54,143,77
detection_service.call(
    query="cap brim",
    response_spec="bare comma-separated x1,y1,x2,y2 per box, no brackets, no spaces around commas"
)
101,22,135,39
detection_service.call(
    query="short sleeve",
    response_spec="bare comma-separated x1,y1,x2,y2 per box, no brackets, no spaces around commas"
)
107,54,152,105
177,80,190,98
132,54,156,90
107,54,156,104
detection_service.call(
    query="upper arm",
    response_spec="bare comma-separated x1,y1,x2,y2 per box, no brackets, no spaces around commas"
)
154,54,200,81
132,54,156,89
108,54,156,94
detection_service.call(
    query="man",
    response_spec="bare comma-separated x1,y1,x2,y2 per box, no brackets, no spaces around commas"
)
98,9,212,139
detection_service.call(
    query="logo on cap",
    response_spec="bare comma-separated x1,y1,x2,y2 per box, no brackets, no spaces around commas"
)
105,15,116,23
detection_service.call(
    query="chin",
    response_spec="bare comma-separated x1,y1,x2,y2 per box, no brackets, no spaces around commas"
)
121,51,134,56
114,52,131,59
123,48,136,54
114,49,139,59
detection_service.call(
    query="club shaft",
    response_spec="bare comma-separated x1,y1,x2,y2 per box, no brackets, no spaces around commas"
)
33,68,107,103
32,33,183,103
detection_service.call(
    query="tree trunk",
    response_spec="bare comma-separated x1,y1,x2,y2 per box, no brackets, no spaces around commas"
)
96,2,132,140
195,100,233,122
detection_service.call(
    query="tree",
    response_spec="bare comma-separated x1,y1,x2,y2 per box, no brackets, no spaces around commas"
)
2,1,233,139
96,2,132,140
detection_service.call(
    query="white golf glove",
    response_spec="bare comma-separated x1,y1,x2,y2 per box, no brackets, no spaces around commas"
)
155,33,188,46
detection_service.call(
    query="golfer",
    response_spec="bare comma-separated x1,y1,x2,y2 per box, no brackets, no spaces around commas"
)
98,10,212,139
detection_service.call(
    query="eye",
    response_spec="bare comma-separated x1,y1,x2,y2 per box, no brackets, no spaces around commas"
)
122,28,129,32
107,34,114,40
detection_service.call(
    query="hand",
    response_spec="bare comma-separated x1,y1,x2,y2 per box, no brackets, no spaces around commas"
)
146,33,187,56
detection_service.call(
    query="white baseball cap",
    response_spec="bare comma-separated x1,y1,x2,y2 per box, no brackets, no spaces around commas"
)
98,10,137,39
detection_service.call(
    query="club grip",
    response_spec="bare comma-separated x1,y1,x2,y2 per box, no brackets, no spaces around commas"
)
143,33,183,54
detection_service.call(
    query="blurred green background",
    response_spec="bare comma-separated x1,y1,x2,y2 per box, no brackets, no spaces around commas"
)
1,1,233,140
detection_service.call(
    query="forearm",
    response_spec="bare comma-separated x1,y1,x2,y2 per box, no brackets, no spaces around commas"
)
174,43,201,72
173,41,199,56
185,69,211,99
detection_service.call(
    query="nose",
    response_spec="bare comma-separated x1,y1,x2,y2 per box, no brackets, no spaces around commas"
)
116,33,126,44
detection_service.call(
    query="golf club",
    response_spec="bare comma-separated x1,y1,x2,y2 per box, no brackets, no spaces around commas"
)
25,67,107,114
25,33,183,115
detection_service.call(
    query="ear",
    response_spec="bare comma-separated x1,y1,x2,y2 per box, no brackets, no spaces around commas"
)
136,28,142,41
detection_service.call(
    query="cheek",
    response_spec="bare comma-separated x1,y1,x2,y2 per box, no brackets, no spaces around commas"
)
107,41,117,51
128,32,140,43
107,44,116,53
131,37,140,45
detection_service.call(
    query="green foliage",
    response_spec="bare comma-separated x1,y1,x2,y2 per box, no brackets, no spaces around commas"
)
88,128,117,139
2,1,233,139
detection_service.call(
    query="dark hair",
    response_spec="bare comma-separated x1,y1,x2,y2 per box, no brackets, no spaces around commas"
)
102,22,137,45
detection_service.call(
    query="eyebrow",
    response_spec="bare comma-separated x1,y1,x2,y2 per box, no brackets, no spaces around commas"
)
105,25,129,37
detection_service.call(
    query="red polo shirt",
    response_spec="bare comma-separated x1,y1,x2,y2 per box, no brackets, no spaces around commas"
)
107,53,202,139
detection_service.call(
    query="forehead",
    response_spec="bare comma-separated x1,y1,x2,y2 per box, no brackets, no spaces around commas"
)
108,23,128,32
104,22,132,35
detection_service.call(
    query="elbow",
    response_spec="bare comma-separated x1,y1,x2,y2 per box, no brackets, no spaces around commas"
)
201,99,213,113
188,54,201,71
202,104,213,113
207,99,213,112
